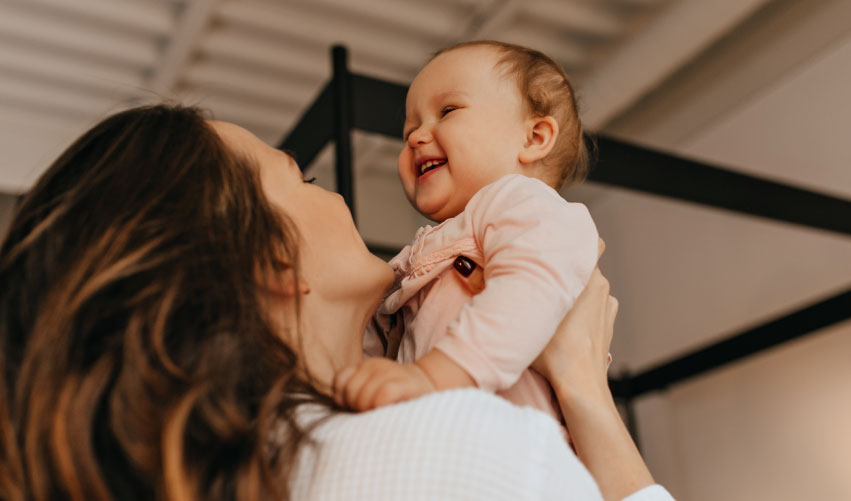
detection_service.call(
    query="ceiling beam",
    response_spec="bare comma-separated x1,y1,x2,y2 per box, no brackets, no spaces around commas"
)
146,0,221,95
524,0,623,38
183,60,318,108
9,0,172,37
0,3,157,68
200,30,328,81
455,0,524,42
605,0,851,147
0,73,130,118
217,1,435,71
295,0,463,40
0,44,143,93
579,0,774,130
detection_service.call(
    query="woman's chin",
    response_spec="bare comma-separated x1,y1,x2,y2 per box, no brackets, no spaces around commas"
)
378,260,394,288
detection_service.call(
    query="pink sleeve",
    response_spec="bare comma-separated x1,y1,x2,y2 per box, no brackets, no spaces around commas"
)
434,175,598,391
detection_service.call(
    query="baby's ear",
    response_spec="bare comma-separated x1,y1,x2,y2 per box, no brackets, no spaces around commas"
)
518,116,559,165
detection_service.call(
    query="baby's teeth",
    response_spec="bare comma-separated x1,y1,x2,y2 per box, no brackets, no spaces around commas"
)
419,159,444,174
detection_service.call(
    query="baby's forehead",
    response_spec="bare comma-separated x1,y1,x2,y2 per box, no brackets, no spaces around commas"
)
431,45,503,73
404,45,522,117
420,48,513,90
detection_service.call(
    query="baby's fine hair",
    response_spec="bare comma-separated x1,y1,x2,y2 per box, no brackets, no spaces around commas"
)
432,40,589,189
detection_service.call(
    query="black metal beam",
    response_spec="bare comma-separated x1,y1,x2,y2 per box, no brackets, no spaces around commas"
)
331,46,356,222
277,82,333,170
324,74,851,237
592,137,851,237
611,286,851,399
351,74,407,138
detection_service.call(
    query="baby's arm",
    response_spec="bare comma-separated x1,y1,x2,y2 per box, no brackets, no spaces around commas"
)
437,175,599,392
336,176,596,410
336,258,484,411
333,352,474,411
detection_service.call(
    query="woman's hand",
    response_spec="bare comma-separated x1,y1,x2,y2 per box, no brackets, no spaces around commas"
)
533,239,656,501
532,238,616,403
532,267,617,405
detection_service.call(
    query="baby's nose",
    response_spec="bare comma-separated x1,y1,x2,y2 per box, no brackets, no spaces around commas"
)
407,127,431,147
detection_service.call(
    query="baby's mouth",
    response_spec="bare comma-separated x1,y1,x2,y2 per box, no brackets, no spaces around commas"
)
417,158,447,177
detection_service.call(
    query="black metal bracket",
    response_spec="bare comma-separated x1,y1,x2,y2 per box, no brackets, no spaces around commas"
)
279,45,851,408
611,285,851,399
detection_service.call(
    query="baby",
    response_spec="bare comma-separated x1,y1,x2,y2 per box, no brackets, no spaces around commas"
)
335,41,599,423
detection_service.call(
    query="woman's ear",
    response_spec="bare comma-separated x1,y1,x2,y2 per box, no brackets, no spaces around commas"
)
518,116,559,165
271,276,311,297
257,267,311,297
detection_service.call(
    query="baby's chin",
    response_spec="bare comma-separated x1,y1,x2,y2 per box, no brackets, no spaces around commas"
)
419,203,460,223
413,190,464,222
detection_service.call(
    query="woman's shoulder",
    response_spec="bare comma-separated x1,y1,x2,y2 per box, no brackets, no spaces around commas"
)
291,389,602,500
323,388,559,441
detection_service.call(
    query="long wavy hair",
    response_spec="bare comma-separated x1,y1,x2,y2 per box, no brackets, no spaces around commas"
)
0,105,332,500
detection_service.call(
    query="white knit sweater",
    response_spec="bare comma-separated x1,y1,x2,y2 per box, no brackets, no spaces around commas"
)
288,389,673,500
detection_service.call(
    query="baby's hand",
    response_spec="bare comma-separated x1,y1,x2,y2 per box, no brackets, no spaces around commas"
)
333,358,435,411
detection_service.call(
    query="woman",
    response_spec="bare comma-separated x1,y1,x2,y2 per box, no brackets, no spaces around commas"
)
0,105,671,500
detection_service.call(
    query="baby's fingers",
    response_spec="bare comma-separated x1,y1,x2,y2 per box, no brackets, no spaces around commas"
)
372,380,416,409
333,366,356,407
339,364,378,410
354,372,395,411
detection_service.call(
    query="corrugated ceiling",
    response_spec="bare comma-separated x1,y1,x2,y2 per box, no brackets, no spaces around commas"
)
0,0,670,189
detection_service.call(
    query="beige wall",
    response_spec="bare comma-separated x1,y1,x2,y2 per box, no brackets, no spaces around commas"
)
604,2,851,498
637,321,851,501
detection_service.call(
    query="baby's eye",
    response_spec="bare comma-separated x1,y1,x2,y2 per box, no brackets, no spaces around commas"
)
304,177,317,184
440,106,457,117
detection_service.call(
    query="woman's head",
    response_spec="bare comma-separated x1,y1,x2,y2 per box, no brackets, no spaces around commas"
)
209,121,393,382
0,105,363,500
398,41,588,221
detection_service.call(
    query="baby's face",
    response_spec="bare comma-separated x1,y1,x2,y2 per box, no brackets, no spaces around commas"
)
399,46,529,222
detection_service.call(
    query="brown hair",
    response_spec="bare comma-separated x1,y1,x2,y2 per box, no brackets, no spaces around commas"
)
0,105,331,500
433,40,589,189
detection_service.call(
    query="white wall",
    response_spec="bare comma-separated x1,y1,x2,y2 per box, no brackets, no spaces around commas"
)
603,2,851,498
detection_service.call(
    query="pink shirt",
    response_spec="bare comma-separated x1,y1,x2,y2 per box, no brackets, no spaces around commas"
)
367,174,598,404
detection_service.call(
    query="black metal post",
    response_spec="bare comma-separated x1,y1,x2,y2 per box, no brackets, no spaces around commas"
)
278,82,334,170
332,45,355,223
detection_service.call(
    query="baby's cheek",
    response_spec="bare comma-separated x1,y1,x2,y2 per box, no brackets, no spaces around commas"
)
397,151,410,178
397,155,417,195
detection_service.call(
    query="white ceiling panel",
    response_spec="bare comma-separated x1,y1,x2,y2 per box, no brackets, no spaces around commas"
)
0,0,672,190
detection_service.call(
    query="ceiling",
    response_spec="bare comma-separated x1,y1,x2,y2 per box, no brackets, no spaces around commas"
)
1,0,849,372
0,0,768,191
